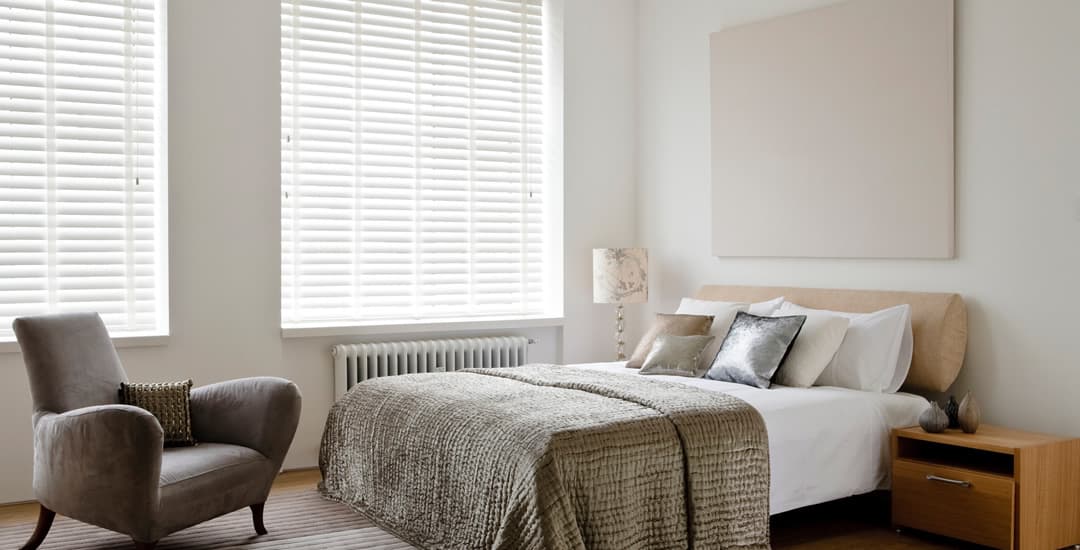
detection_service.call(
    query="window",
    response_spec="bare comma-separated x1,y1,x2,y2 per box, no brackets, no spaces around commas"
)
281,0,560,329
0,0,167,341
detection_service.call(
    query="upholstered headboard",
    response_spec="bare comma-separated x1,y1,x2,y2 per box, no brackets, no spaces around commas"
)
694,286,968,394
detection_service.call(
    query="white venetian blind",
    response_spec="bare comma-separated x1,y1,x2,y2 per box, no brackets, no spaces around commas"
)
282,0,550,327
0,0,166,340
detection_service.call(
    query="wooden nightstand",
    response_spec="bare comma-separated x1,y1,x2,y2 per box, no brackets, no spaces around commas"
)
892,425,1080,549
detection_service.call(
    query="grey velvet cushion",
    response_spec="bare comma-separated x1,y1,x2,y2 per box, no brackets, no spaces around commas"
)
120,380,196,446
706,312,807,388
639,334,716,377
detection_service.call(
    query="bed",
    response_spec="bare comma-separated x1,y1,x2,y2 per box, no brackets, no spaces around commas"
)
319,286,968,549
576,361,927,514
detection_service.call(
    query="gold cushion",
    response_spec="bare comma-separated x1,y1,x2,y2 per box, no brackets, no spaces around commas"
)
639,334,716,377
627,313,714,369
120,379,196,446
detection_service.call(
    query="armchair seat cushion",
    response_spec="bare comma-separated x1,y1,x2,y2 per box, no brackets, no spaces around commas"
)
154,443,276,539
160,443,265,487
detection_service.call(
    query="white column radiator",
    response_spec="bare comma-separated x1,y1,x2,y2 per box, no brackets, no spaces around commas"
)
331,336,530,399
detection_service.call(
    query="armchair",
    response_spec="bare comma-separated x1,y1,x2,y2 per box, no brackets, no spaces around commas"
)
14,313,302,550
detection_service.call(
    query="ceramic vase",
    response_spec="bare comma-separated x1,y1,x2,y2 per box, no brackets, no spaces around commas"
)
918,402,949,434
944,395,960,429
958,391,981,434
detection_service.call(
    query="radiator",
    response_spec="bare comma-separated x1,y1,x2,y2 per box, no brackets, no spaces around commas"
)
331,336,530,398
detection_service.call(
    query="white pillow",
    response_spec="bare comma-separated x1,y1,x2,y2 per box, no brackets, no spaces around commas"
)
771,308,850,388
885,319,914,393
748,296,785,316
674,298,749,370
780,302,912,392
677,296,783,316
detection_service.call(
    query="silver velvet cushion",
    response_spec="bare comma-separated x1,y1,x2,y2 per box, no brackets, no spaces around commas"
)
705,312,807,388
638,334,716,377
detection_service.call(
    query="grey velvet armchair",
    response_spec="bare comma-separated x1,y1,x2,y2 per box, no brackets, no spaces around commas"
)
14,313,302,550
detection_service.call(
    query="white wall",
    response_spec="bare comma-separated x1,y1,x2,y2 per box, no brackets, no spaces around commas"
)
0,0,639,503
637,0,1080,435
562,0,641,363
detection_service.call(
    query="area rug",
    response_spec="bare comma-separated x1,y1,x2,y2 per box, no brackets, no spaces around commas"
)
0,490,415,549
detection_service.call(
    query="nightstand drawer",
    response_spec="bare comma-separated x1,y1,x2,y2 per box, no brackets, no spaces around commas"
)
893,459,1015,549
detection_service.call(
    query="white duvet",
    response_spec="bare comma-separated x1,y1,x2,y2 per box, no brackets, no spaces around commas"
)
576,362,928,514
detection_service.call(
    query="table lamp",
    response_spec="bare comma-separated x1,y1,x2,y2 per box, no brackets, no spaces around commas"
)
592,248,648,360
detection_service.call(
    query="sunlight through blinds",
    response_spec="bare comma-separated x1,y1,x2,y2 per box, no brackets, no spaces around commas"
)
281,0,549,326
0,0,167,340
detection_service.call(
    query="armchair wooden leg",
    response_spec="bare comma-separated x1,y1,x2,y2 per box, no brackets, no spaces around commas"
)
251,502,268,535
132,540,158,550
19,505,55,550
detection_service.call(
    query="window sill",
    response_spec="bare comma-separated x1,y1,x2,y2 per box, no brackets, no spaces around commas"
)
0,333,169,354
281,315,565,339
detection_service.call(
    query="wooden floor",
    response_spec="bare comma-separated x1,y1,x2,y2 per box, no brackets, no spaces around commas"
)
0,469,980,548
770,492,983,549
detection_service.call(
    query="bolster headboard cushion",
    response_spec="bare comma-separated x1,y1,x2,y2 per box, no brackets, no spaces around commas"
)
693,285,968,394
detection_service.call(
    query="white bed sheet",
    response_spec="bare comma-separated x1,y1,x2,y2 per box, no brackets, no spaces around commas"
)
575,362,928,514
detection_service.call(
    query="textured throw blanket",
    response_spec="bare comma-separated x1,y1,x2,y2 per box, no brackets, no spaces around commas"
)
320,364,770,550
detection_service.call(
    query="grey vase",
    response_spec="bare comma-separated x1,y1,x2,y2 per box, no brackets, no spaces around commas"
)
958,391,981,434
945,395,960,429
919,402,949,434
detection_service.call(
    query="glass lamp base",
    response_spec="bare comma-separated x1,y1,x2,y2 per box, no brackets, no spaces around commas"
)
615,303,626,361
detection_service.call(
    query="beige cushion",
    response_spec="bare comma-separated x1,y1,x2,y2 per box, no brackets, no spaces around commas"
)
694,286,967,393
627,313,714,369
772,307,850,388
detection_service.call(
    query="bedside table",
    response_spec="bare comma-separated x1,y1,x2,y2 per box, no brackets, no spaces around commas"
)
892,425,1080,549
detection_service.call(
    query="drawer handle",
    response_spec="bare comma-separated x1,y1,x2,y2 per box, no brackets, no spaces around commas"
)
926,474,972,488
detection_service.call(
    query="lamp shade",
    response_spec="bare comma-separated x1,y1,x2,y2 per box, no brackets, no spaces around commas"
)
592,248,648,304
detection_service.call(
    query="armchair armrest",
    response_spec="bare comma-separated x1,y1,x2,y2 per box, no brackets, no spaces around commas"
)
189,377,301,466
33,405,163,528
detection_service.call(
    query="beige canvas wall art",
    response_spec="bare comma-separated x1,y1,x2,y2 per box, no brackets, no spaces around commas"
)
709,0,955,258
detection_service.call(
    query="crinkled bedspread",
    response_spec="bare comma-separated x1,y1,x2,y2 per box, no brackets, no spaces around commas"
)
320,364,770,549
